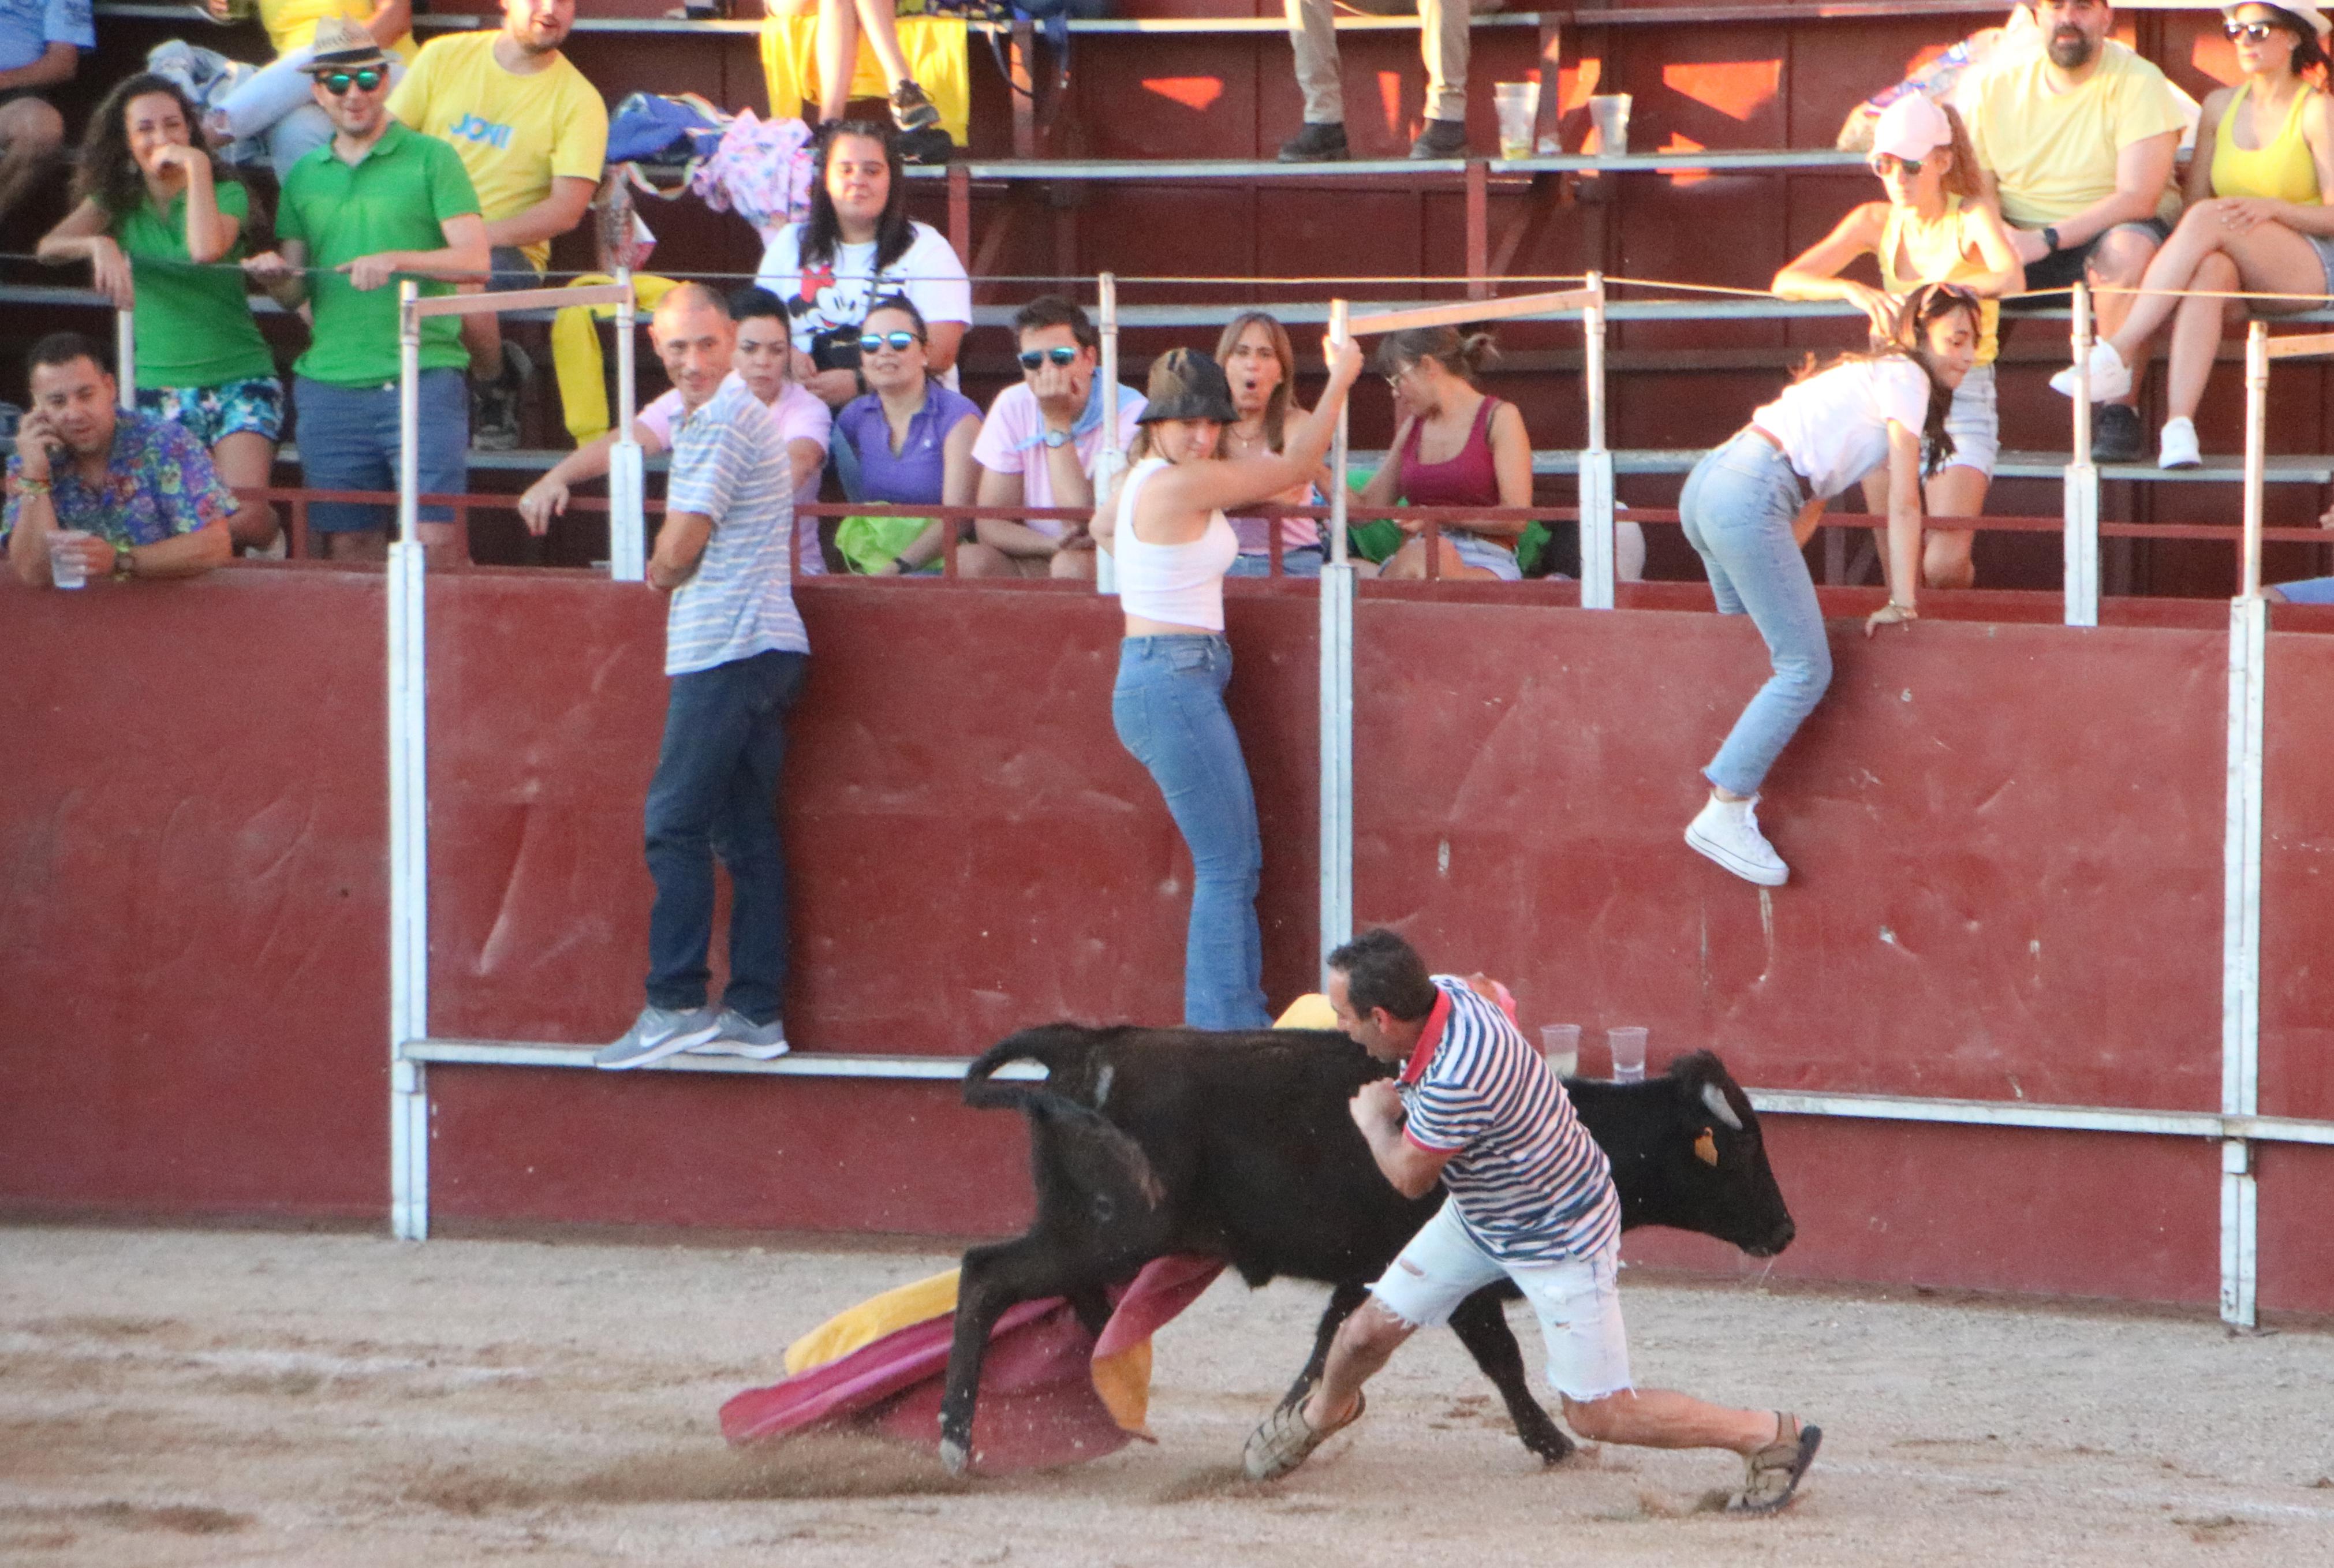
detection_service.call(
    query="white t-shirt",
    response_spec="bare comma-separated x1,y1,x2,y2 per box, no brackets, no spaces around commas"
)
1750,357,1932,501
970,381,1147,539
640,374,834,575
754,221,972,390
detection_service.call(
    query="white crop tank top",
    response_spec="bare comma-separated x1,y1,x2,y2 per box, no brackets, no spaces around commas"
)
1114,457,1240,631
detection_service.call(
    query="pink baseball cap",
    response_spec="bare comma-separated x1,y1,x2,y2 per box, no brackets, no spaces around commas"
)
1872,94,1952,162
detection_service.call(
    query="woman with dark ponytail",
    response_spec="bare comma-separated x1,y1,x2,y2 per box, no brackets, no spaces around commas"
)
1358,325,1534,581
1676,282,1982,888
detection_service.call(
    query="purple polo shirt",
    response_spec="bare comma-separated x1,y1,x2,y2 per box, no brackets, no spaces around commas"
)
835,383,981,506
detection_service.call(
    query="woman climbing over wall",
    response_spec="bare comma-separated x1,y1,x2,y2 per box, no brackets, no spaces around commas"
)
1772,92,2021,590
1679,281,1982,888
1092,337,1363,1028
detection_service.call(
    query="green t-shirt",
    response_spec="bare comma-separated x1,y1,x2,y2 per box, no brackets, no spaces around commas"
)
112,181,278,392
276,122,481,387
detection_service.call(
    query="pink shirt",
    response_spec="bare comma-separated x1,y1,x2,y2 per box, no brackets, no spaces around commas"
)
970,381,1145,539
641,375,834,574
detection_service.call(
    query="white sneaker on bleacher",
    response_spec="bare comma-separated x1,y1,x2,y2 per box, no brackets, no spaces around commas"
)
2157,417,2201,471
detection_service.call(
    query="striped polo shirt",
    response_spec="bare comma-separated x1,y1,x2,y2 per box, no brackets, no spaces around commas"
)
1399,975,1622,1264
662,376,810,677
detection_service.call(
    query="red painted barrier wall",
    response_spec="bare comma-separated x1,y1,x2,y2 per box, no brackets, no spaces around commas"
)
4,569,2330,1313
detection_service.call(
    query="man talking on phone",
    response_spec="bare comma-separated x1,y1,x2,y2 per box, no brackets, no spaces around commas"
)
4,332,234,588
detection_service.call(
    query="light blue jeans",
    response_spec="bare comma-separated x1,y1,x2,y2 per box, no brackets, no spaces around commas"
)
1678,431,1833,798
1111,634,1269,1029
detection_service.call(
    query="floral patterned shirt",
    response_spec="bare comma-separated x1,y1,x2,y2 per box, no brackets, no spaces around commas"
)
2,408,236,550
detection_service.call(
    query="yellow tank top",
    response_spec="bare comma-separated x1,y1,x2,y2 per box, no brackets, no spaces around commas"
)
2211,83,2322,204
1879,195,2001,367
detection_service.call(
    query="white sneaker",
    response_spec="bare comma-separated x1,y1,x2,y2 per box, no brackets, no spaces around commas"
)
2047,341,2134,402
2157,416,2202,471
1685,794,1789,887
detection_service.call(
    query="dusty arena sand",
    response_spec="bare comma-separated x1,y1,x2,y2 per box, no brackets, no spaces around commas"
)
3,1226,2332,1566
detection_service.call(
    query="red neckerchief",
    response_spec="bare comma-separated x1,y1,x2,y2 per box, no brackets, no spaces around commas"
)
1397,987,1452,1087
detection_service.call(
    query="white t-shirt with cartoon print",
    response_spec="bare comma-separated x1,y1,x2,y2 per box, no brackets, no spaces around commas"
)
754,221,972,390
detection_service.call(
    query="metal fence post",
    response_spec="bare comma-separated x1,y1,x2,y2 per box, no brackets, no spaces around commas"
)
608,266,645,582
1579,272,1616,609
2063,283,2100,626
1096,272,1122,595
389,279,430,1241
114,308,135,410
1320,298,1355,969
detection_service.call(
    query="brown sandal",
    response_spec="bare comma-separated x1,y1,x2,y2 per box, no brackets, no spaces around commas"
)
1242,1389,1366,1482
1728,1412,1821,1515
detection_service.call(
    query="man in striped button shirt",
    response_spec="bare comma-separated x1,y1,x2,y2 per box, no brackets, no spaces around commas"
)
1244,927,1821,1514
597,284,812,1072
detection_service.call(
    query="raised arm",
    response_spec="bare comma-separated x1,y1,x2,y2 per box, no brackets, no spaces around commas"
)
1151,334,1364,517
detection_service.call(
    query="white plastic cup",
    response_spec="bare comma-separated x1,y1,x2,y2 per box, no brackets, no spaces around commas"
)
1539,1022,1580,1078
1588,93,1632,157
1493,81,1540,161
47,528,91,589
1608,1025,1648,1082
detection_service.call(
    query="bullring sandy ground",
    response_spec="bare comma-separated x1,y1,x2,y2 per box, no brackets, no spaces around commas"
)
4,1225,2332,1566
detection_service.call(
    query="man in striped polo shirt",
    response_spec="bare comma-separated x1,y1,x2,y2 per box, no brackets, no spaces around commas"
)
596,284,812,1071
1244,927,1821,1514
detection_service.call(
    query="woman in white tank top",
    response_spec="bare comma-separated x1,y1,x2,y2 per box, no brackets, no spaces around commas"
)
1092,339,1362,1028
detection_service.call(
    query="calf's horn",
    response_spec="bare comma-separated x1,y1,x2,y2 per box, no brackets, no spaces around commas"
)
1700,1080,1743,1132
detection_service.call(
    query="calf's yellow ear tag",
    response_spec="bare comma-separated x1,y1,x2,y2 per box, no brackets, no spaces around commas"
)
1694,1129,1719,1167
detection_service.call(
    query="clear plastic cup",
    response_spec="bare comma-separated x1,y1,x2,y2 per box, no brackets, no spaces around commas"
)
1539,1022,1579,1078
47,528,91,590
1608,1025,1648,1082
1493,81,1540,161
1588,93,1632,157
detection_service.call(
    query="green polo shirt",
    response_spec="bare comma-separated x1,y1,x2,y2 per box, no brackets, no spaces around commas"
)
113,181,278,391
276,120,481,387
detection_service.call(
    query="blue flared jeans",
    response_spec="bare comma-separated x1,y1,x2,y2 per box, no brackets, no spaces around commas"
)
1678,431,1834,798
1111,634,1270,1030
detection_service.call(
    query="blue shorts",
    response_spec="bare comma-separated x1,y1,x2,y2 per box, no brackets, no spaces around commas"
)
293,370,469,534
138,376,285,447
2273,576,2334,604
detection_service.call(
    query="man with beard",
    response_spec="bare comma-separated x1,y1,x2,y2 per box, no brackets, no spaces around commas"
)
390,0,608,451
1967,0,2185,461
3,333,233,587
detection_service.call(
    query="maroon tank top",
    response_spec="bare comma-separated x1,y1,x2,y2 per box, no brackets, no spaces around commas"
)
1398,395,1503,509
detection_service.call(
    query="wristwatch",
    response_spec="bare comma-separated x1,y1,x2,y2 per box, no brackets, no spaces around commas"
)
1041,428,1071,449
112,544,134,580
2040,225,2062,254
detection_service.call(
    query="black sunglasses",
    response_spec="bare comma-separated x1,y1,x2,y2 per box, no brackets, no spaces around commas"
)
2224,18,2283,38
318,68,386,94
858,330,920,353
1868,152,1925,178
1018,346,1078,370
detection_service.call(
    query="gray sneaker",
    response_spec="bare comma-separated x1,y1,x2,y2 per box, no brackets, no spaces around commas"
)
689,1009,791,1060
595,1005,719,1070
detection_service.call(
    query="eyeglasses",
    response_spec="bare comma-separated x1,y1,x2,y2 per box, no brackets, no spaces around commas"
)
1018,346,1079,370
858,330,920,353
1868,152,1925,178
2224,19,2281,39
317,68,386,94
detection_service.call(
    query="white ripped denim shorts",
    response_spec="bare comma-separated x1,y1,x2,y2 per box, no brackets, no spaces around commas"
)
1368,1200,1634,1402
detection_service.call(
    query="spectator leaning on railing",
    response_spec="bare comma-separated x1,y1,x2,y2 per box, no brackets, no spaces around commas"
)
39,72,284,555
754,121,969,413
1965,0,2186,463
2052,2,2334,469
242,28,487,565
203,0,414,179
964,293,1147,581
0,0,92,229
388,0,607,451
4,332,234,588
520,286,829,577
1676,283,1982,888
596,285,812,1072
831,294,981,576
1773,93,2022,591
1358,326,1533,582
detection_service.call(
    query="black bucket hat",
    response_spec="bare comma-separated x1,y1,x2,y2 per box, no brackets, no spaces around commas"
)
1136,348,1237,424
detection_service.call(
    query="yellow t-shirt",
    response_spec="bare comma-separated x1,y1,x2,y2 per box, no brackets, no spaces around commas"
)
1968,42,2184,229
387,31,609,270
1879,196,2002,365
256,0,414,61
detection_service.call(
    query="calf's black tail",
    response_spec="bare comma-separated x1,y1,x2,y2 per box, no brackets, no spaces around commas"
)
963,1024,1165,1211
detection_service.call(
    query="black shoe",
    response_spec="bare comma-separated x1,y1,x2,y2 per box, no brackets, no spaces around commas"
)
1278,121,1349,163
2092,402,2143,464
470,342,530,453
1409,117,1469,159
890,79,942,133
897,125,954,165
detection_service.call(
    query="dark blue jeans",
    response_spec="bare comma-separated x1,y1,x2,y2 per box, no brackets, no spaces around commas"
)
1111,634,1270,1029
644,649,809,1022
